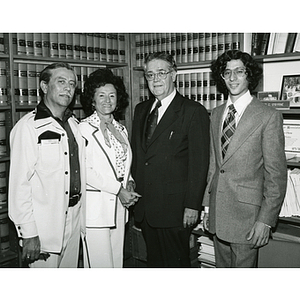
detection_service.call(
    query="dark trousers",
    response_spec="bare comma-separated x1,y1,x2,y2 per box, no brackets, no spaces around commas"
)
140,218,192,268
213,235,258,268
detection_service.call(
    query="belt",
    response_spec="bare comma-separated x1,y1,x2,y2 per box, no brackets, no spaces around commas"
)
69,193,81,207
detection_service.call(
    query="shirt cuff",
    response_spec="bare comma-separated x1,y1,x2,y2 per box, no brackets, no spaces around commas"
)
204,206,209,213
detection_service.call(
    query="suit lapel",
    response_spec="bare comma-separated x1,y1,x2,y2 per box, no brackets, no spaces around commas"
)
146,92,182,148
222,97,264,163
212,104,226,164
89,123,118,179
141,99,155,152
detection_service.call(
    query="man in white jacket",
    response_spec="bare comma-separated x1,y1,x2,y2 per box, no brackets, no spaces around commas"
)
8,62,86,268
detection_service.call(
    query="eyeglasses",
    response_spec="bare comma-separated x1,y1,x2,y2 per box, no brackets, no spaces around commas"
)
221,68,247,80
145,70,172,81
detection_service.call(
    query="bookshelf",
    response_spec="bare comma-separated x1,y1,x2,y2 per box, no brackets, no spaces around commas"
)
0,33,131,267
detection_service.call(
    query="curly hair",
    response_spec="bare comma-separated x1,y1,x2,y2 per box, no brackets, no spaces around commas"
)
80,68,129,120
210,50,263,98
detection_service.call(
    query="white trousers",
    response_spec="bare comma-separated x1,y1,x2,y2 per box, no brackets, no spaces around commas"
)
30,202,81,268
83,199,126,268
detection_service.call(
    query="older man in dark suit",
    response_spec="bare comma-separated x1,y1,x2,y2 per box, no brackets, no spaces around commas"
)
131,52,210,267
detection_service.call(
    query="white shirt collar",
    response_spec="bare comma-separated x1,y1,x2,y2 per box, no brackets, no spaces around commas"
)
226,90,252,116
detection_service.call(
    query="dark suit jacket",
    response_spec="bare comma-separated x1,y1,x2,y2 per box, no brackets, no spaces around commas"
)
131,92,210,228
203,96,287,243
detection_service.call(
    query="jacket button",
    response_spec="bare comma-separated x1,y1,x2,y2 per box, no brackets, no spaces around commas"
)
220,169,225,174
145,162,149,166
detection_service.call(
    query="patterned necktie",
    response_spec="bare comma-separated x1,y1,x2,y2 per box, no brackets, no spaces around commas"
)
145,100,161,146
221,104,237,158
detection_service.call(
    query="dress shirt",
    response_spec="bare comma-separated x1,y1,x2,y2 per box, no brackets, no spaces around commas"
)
221,90,253,128
150,89,176,123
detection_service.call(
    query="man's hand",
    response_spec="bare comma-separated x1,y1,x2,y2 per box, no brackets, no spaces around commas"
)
183,208,199,228
203,212,209,231
22,236,41,264
246,221,271,248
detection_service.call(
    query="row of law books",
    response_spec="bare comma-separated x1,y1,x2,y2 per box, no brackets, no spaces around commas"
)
279,168,300,218
11,33,127,63
12,63,124,106
251,33,300,56
138,71,226,111
134,33,242,67
197,235,215,268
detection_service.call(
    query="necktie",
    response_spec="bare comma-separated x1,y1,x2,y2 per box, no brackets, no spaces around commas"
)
145,100,161,146
221,104,237,158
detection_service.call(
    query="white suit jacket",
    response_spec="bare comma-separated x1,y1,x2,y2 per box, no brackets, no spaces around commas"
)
79,114,133,227
8,111,86,253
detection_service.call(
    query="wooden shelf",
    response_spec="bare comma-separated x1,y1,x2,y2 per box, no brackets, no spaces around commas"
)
279,216,300,225
13,55,128,68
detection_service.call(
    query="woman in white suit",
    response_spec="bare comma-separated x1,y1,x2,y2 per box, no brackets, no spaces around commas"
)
79,69,140,267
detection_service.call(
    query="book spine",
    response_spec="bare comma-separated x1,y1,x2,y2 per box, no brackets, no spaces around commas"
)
42,33,50,57
93,34,100,61
17,33,26,55
25,33,34,56
80,33,87,60
73,33,80,60
285,33,297,53
99,33,107,62
135,34,141,67
65,33,73,59
175,33,181,63
13,64,19,104
58,33,66,59
209,72,217,109
212,33,218,60
18,63,28,105
33,33,42,57
260,33,270,55
86,33,94,61
192,33,199,63
199,33,205,61
118,34,126,63
191,72,197,101
184,73,191,98
50,33,58,58
27,64,37,105
217,33,225,57
187,33,193,63
205,33,212,61
106,33,113,62
225,33,232,52
0,61,7,105
197,72,203,105
181,33,188,63
0,113,6,156
166,33,171,55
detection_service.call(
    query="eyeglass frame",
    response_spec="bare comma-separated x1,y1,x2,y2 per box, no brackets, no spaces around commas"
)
144,70,173,81
221,67,247,80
